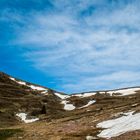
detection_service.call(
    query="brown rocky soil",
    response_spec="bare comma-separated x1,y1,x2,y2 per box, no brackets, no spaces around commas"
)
0,72,140,140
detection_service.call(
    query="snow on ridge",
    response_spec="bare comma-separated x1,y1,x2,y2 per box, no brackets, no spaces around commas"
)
107,88,140,96
73,87,140,98
72,87,140,98
41,90,48,94
10,76,140,97
16,113,39,123
61,100,75,111
10,77,48,93
72,92,96,98
97,111,140,138
79,100,96,109
17,81,26,85
54,92,70,99
10,77,26,85
28,85,47,91
10,77,16,81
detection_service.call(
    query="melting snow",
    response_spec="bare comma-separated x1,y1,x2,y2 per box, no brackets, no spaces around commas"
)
28,85,47,91
131,103,138,107
10,77,26,85
54,92,70,99
16,113,39,123
97,111,140,138
10,77,48,92
79,100,96,109
10,77,16,81
72,92,96,98
41,90,48,94
61,100,75,111
72,88,140,98
86,135,97,140
17,81,26,85
107,88,140,96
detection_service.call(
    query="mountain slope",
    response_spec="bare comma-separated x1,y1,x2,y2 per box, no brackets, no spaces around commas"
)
0,72,140,140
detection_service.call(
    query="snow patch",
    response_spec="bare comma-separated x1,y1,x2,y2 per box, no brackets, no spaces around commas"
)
41,90,48,94
10,77,16,81
16,113,39,123
10,77,26,85
28,85,47,91
10,77,48,93
73,87,140,98
131,103,138,107
54,92,70,99
86,135,97,140
17,81,26,85
61,100,75,111
107,88,140,96
72,92,96,98
97,111,140,138
79,100,96,109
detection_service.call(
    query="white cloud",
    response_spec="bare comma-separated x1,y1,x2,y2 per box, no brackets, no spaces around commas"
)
2,0,140,93
61,71,140,93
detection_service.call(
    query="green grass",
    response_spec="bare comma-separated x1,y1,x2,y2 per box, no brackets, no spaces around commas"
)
0,129,23,140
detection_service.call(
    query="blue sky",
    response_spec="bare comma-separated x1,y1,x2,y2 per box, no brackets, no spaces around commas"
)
0,0,140,93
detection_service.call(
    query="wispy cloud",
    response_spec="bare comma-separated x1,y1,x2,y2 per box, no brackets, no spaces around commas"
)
1,0,140,93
